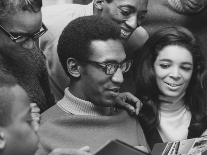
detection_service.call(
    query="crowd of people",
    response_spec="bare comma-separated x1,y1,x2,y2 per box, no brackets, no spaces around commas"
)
0,0,207,155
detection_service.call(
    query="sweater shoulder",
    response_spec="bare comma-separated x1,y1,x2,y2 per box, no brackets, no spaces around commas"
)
40,104,71,124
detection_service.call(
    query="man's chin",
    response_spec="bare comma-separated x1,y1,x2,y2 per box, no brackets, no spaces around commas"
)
102,99,117,107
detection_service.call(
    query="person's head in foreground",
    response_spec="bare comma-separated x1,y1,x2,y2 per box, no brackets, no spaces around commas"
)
0,70,92,155
93,0,148,40
0,71,38,155
135,26,207,144
0,0,47,51
58,15,132,108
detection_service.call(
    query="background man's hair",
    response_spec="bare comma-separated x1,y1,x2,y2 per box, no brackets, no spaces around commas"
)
0,0,42,19
0,70,18,126
57,15,121,77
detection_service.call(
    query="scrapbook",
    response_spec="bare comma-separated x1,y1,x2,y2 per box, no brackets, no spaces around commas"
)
94,135,207,155
95,139,148,155
151,135,207,155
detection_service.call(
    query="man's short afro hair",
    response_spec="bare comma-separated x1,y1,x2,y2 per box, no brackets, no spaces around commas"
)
57,15,121,77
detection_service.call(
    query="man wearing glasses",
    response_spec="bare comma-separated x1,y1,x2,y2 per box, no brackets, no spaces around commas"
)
38,16,148,155
40,0,148,102
0,0,55,113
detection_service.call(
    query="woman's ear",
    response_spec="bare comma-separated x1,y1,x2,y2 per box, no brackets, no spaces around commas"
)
93,0,105,11
66,58,81,78
0,132,6,150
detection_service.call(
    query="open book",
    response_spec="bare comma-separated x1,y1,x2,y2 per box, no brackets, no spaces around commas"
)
94,135,207,155
94,139,148,155
151,135,207,155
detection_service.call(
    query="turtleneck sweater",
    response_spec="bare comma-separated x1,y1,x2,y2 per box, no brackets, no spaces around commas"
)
37,87,148,155
57,88,113,116
157,94,191,142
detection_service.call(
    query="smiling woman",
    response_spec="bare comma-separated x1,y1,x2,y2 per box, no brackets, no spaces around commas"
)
153,45,193,99
135,26,207,149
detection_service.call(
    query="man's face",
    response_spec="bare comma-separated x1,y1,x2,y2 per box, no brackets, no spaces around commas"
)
79,39,126,107
0,10,42,51
3,85,39,155
100,0,148,40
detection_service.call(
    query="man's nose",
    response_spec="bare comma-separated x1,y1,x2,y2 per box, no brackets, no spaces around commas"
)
21,38,36,50
125,15,138,30
111,68,124,84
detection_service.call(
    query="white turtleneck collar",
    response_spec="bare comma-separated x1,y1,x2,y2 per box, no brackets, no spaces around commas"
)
57,88,114,116
157,93,192,142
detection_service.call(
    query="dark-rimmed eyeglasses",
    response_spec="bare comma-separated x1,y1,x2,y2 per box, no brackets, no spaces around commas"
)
0,23,47,43
79,59,133,75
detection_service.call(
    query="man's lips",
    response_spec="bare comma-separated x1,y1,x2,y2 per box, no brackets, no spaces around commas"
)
108,87,120,93
106,88,120,96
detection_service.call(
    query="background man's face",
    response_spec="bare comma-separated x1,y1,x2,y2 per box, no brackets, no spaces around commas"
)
101,0,148,40
0,10,42,51
79,39,126,107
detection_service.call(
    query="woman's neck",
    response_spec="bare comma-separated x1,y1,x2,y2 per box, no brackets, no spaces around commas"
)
159,93,185,112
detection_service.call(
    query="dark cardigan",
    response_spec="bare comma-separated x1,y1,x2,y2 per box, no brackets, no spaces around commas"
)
0,47,55,112
139,115,207,149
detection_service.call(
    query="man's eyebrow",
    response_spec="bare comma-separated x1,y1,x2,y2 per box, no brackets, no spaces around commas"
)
102,59,126,63
10,32,30,36
10,24,43,36
10,29,40,36
119,5,148,13
119,5,136,12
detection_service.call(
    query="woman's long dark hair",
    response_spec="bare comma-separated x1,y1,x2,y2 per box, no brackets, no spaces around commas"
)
135,26,207,135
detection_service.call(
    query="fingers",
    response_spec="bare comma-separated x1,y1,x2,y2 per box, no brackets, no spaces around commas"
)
49,147,92,155
115,93,136,114
30,103,40,131
115,92,143,116
135,100,143,116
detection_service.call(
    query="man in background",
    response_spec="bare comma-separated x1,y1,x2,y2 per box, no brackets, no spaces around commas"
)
0,0,55,112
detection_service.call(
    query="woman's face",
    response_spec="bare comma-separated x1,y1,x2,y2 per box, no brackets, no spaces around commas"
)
153,45,193,98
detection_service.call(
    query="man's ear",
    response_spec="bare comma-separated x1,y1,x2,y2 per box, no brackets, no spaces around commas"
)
93,0,105,11
0,131,6,150
66,58,81,78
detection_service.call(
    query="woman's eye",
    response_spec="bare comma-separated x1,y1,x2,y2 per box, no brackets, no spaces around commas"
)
181,66,193,71
160,64,170,69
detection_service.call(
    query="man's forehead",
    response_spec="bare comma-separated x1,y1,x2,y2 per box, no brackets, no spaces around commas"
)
112,0,148,8
2,10,42,33
89,39,126,62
